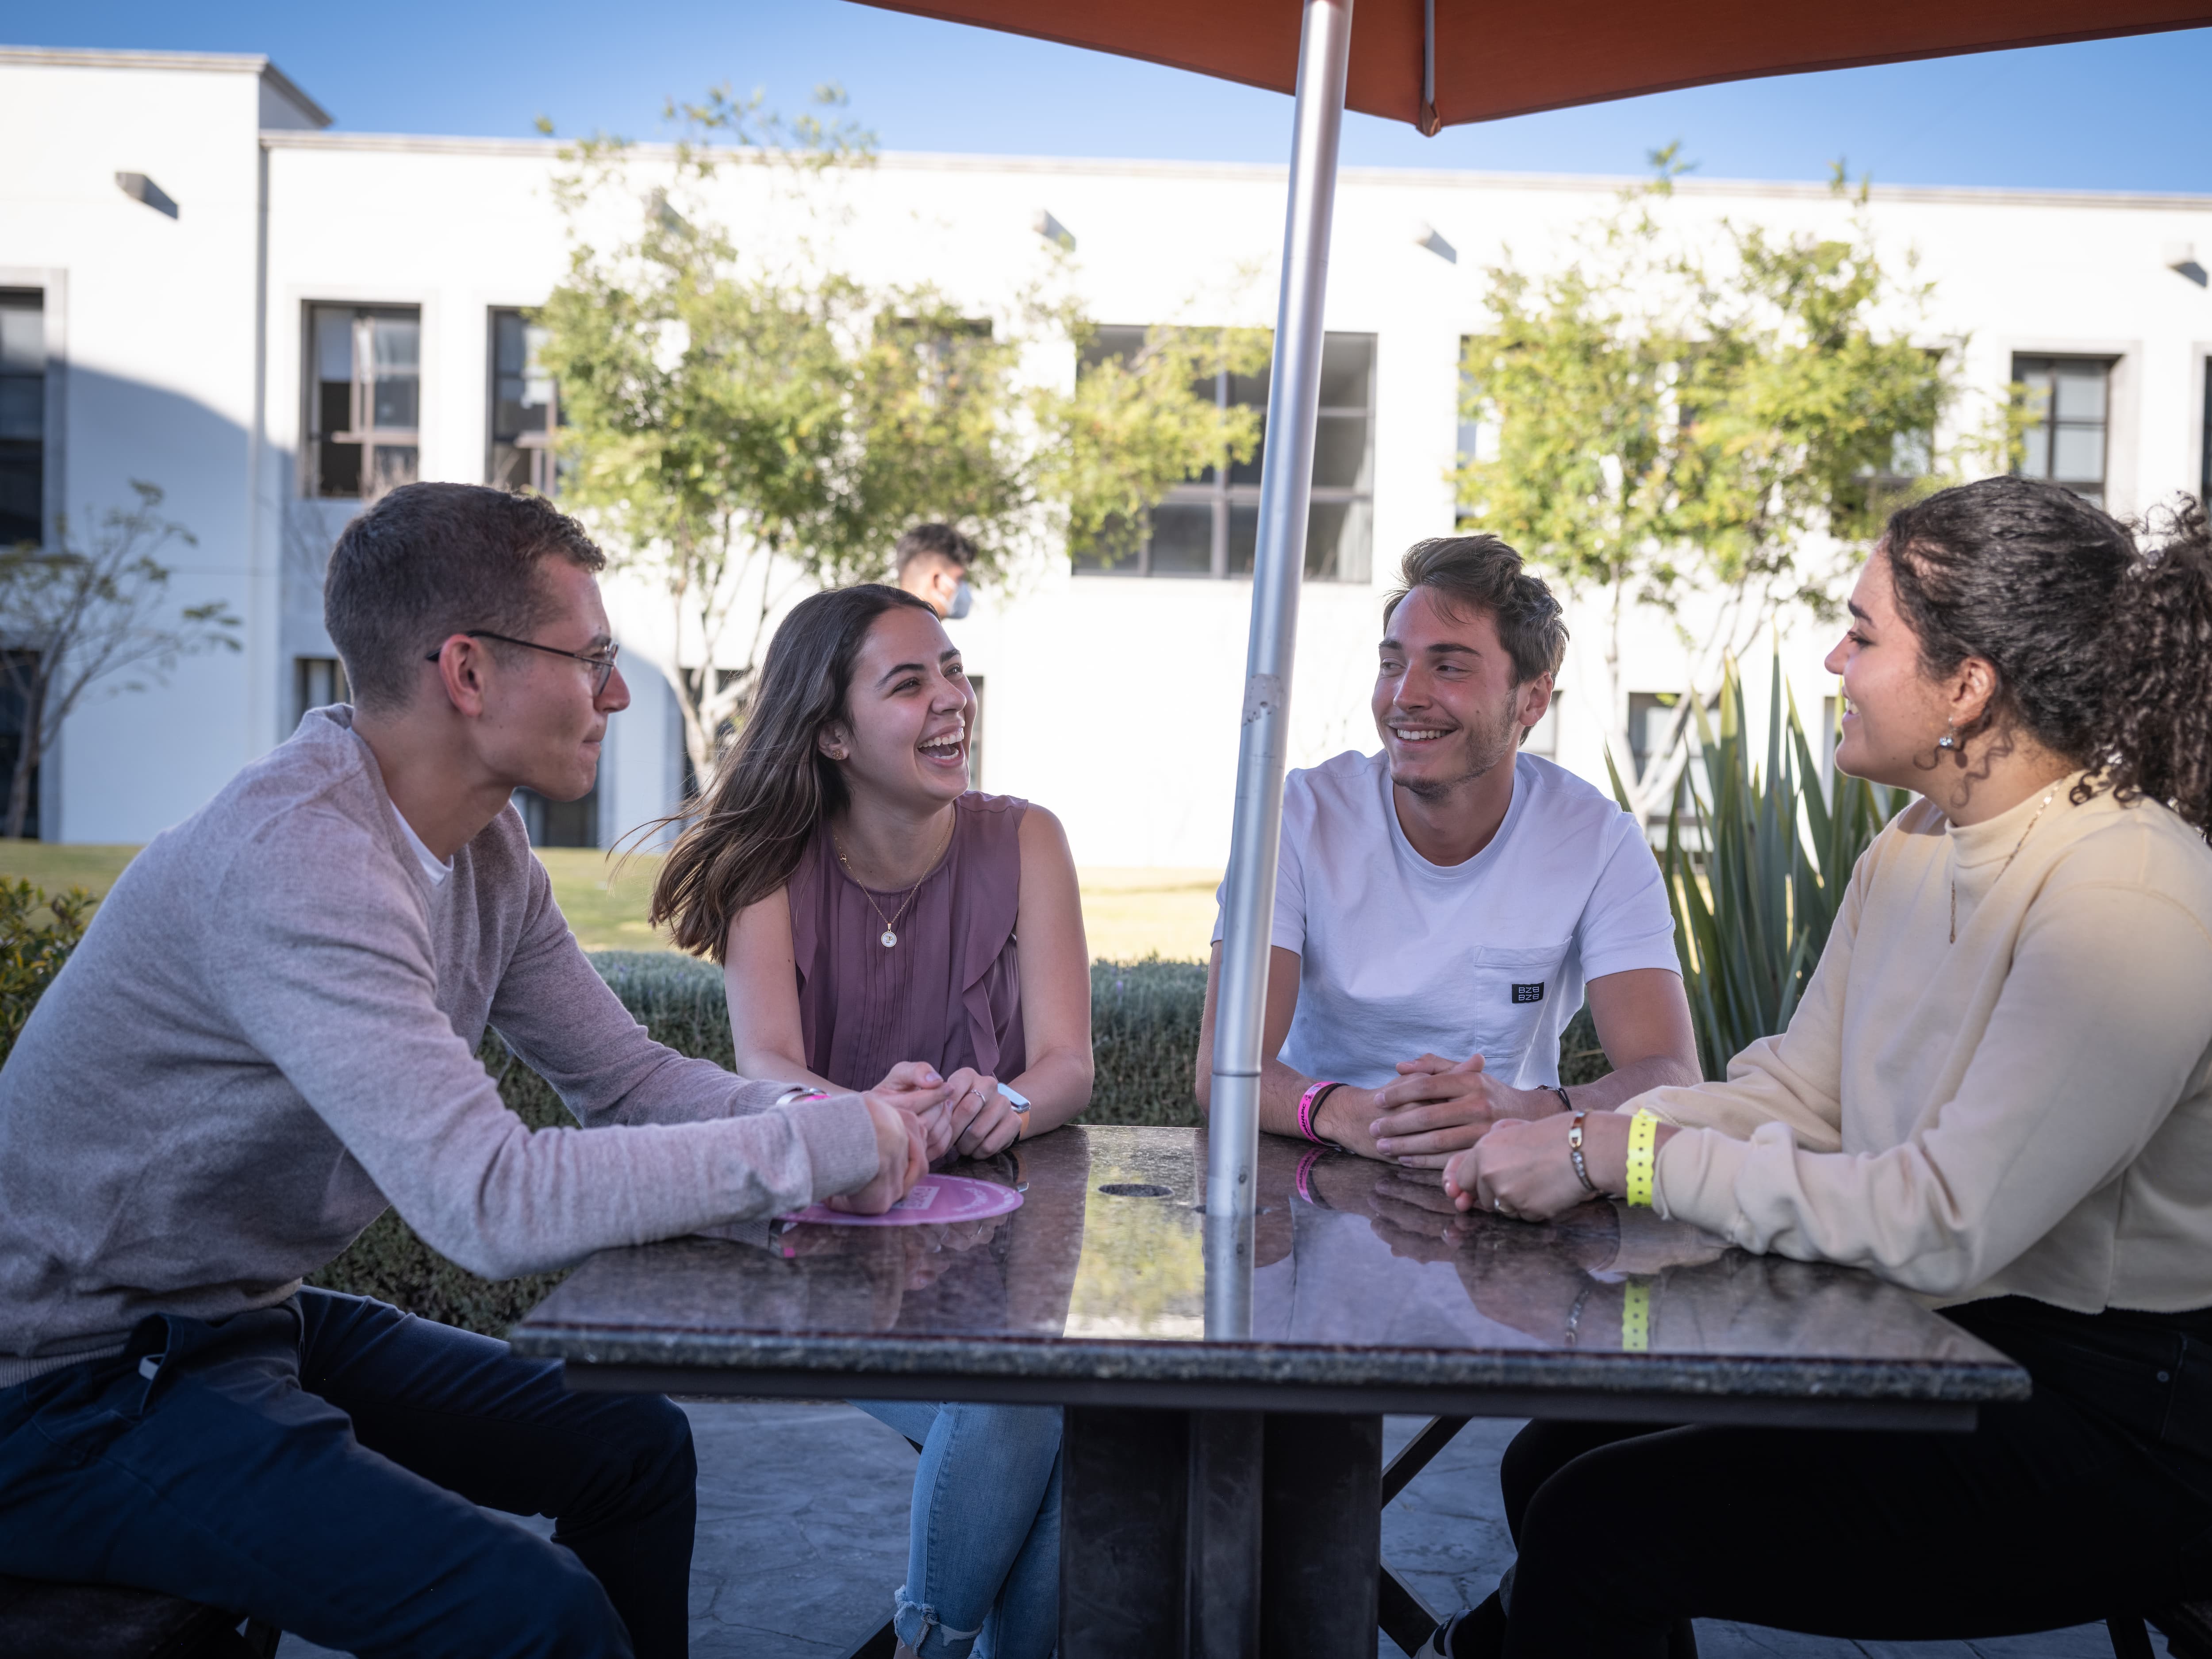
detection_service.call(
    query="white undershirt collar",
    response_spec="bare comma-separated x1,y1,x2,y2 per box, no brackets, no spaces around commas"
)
390,802,454,886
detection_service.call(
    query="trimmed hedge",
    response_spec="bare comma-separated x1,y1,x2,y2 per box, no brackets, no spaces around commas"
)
0,880,97,1064
310,952,1613,1333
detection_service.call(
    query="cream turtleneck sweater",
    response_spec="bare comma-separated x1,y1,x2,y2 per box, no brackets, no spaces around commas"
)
1636,775,2212,1311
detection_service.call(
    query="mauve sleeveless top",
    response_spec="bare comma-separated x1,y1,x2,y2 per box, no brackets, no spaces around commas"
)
786,791,1028,1091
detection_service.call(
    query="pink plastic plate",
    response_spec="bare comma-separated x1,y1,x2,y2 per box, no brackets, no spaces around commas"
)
779,1174,1024,1228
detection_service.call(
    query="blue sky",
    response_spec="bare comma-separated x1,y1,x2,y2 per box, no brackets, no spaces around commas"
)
8,0,2211,193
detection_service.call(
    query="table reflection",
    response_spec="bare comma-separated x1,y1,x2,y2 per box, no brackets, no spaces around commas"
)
540,1126,1992,1371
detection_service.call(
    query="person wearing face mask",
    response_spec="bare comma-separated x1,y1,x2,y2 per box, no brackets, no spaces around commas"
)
1194,534,1701,1170
1431,477,2212,1658
651,583,1093,1659
894,522,977,621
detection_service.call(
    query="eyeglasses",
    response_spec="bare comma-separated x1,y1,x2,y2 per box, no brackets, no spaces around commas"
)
425,631,621,698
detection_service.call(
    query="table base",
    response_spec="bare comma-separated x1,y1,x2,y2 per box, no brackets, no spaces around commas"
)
1060,1406,1381,1659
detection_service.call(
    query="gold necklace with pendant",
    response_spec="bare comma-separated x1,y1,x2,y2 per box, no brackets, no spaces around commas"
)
834,813,955,949
1951,783,2062,945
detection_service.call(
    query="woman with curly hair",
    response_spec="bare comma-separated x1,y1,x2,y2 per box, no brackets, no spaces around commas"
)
1429,476,2212,1657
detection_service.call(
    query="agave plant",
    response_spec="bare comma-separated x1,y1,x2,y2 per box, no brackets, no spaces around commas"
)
1609,659,1907,1080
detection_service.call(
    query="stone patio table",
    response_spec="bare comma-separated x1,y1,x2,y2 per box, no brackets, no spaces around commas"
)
508,1123,2028,1659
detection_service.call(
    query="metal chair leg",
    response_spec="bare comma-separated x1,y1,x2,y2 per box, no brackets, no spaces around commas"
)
2110,1612,2157,1659
1374,1418,1474,1653
836,1622,899,1659
1382,1416,1469,1506
1378,1555,1442,1656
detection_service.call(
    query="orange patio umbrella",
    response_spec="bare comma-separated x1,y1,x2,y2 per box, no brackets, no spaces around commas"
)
863,0,2212,133
860,0,2212,1294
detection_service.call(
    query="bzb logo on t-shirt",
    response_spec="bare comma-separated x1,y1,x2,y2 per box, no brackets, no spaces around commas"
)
1511,982,1545,1004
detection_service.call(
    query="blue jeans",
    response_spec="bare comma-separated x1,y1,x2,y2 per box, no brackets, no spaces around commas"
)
855,1400,1062,1659
0,1289,696,1659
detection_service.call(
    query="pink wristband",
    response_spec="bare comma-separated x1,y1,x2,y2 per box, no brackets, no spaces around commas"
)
1297,1080,1344,1145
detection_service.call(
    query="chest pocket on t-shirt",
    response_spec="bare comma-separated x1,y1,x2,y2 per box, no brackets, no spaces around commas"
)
1471,941,1571,1076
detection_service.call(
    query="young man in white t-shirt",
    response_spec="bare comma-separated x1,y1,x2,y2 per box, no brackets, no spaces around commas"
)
1196,534,1700,1167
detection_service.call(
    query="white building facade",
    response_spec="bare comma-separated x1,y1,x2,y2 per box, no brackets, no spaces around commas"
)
7,45,2212,862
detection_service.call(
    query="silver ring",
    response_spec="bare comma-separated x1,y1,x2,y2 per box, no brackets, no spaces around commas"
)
1493,1196,1503,1214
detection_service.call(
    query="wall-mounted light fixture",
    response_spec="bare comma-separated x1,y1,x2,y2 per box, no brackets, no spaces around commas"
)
2166,242,2207,287
1414,221,1456,263
115,172,179,219
649,188,692,238
1034,210,1075,252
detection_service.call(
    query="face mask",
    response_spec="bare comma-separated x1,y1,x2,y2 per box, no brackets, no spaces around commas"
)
947,579,974,621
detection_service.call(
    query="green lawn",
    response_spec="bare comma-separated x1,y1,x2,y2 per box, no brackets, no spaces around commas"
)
0,843,142,900
0,841,1216,961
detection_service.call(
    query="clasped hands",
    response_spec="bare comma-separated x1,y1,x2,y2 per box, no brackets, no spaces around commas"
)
1320,1051,1556,1169
1317,1052,1635,1225
817,1060,1029,1217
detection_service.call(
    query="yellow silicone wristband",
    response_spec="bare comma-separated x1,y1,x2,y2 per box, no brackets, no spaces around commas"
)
1625,1107,1659,1209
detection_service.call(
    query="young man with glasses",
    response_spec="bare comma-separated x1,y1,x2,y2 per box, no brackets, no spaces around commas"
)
0,483,946,1657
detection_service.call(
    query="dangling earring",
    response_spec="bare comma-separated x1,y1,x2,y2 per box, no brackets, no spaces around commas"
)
1936,722,1958,753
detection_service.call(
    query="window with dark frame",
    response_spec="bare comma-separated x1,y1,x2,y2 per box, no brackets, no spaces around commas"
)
2201,358,2211,509
1523,689,1560,757
1627,690,1722,832
0,291,44,549
1626,692,1682,784
488,308,561,495
294,657,349,730
2012,354,2111,507
966,674,985,791
512,787,598,849
1071,328,1375,582
306,303,421,501
0,649,40,840
1454,339,1499,526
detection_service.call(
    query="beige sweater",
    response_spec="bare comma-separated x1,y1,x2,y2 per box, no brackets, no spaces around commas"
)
1639,776,2212,1310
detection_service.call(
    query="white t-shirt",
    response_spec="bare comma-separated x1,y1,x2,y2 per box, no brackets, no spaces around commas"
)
1213,749,1678,1090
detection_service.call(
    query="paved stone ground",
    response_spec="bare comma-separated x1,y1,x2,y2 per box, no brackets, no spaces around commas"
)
278,1402,2160,1658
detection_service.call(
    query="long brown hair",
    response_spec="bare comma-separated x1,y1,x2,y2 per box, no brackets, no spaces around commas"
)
650,584,937,960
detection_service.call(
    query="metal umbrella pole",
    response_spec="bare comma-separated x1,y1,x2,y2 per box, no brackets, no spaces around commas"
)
1204,0,1354,1339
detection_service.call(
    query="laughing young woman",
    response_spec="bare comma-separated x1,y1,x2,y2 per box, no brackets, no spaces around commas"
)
1430,476,2212,1658
651,582,1092,1659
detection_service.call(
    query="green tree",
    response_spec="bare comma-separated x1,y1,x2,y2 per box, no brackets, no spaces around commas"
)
1608,658,1907,1078
1456,156,1967,815
536,87,1252,776
0,483,242,839
1036,323,1271,566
